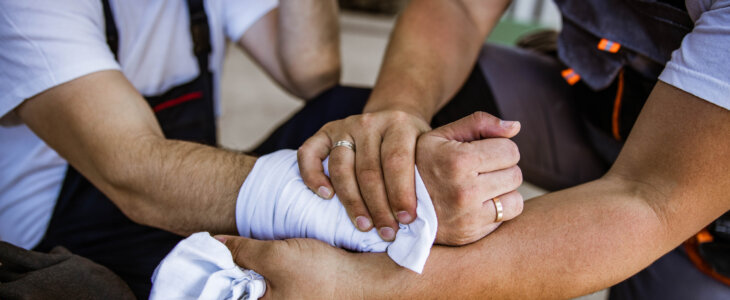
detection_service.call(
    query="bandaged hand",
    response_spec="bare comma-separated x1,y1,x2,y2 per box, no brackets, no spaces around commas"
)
235,149,437,273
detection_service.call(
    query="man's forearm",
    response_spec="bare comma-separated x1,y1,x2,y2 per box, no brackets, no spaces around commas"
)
364,0,511,120
18,70,257,237
107,137,256,236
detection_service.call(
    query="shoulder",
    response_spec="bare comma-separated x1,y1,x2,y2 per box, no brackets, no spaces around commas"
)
0,0,119,123
211,0,279,41
658,0,730,110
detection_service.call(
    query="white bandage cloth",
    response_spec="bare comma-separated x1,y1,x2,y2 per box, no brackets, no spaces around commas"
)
150,232,266,300
151,150,437,299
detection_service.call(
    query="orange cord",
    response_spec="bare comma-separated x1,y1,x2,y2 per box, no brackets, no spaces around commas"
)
684,229,730,286
611,70,625,141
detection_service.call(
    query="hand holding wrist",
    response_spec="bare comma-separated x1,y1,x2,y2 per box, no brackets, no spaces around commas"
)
416,112,525,245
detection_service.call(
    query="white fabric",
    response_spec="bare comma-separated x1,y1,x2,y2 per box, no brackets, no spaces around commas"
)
236,150,437,273
151,150,436,299
150,232,266,300
0,0,277,249
659,0,730,110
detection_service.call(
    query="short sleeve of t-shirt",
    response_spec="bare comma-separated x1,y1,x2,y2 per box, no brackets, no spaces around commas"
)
221,0,279,42
659,0,730,110
0,1,120,125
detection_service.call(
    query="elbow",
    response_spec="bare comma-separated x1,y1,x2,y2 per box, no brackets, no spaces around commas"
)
285,54,341,100
98,162,159,227
94,137,165,229
601,171,672,239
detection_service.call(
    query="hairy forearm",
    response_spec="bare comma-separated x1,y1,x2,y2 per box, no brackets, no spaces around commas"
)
106,137,256,236
18,70,258,237
278,0,340,98
364,0,510,120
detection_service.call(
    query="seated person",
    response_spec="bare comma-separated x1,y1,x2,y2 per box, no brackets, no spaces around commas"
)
0,1,522,298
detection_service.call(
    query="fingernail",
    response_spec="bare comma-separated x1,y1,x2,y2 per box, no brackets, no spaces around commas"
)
396,211,413,224
500,120,519,128
213,235,226,243
317,186,332,199
355,216,372,231
379,227,395,241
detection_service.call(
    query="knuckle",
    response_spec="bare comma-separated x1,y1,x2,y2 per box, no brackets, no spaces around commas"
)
297,145,308,159
227,240,243,258
514,192,525,215
357,113,375,127
356,167,382,183
382,150,410,171
471,111,497,127
320,121,336,132
389,110,409,122
446,155,470,175
504,139,521,163
510,166,524,186
393,190,416,208
452,187,473,207
328,165,351,183
338,194,362,209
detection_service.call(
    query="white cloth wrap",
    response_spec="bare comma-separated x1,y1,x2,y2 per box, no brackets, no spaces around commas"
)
236,150,437,271
151,149,437,299
150,232,266,300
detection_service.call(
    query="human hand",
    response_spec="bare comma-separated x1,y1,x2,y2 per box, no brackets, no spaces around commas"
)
298,110,431,241
417,112,524,245
216,235,393,299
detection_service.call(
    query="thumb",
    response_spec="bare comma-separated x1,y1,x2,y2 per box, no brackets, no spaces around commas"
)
215,235,268,272
430,111,520,142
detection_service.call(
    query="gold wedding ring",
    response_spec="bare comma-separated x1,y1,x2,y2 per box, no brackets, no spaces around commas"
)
493,197,503,222
333,140,355,152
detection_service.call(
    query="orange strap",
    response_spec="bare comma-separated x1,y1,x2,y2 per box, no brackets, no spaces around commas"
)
684,229,730,286
562,68,580,85
598,38,621,53
611,69,625,141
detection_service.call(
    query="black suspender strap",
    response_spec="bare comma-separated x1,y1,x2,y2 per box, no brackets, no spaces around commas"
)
187,0,212,72
101,0,119,60
100,0,211,72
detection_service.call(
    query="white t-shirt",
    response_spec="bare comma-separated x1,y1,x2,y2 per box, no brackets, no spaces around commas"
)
659,0,730,110
0,0,277,249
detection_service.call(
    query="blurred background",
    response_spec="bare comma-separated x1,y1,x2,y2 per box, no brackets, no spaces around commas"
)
218,2,604,298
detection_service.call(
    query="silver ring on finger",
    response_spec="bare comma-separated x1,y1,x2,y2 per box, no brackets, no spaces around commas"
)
333,140,356,152
493,197,503,222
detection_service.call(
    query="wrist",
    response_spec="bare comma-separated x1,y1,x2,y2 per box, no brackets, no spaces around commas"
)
354,253,411,300
363,88,437,123
363,104,431,123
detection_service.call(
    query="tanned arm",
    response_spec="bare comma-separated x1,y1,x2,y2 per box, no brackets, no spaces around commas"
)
219,82,730,299
238,0,341,100
367,82,730,299
363,0,511,118
16,70,256,236
297,0,514,243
